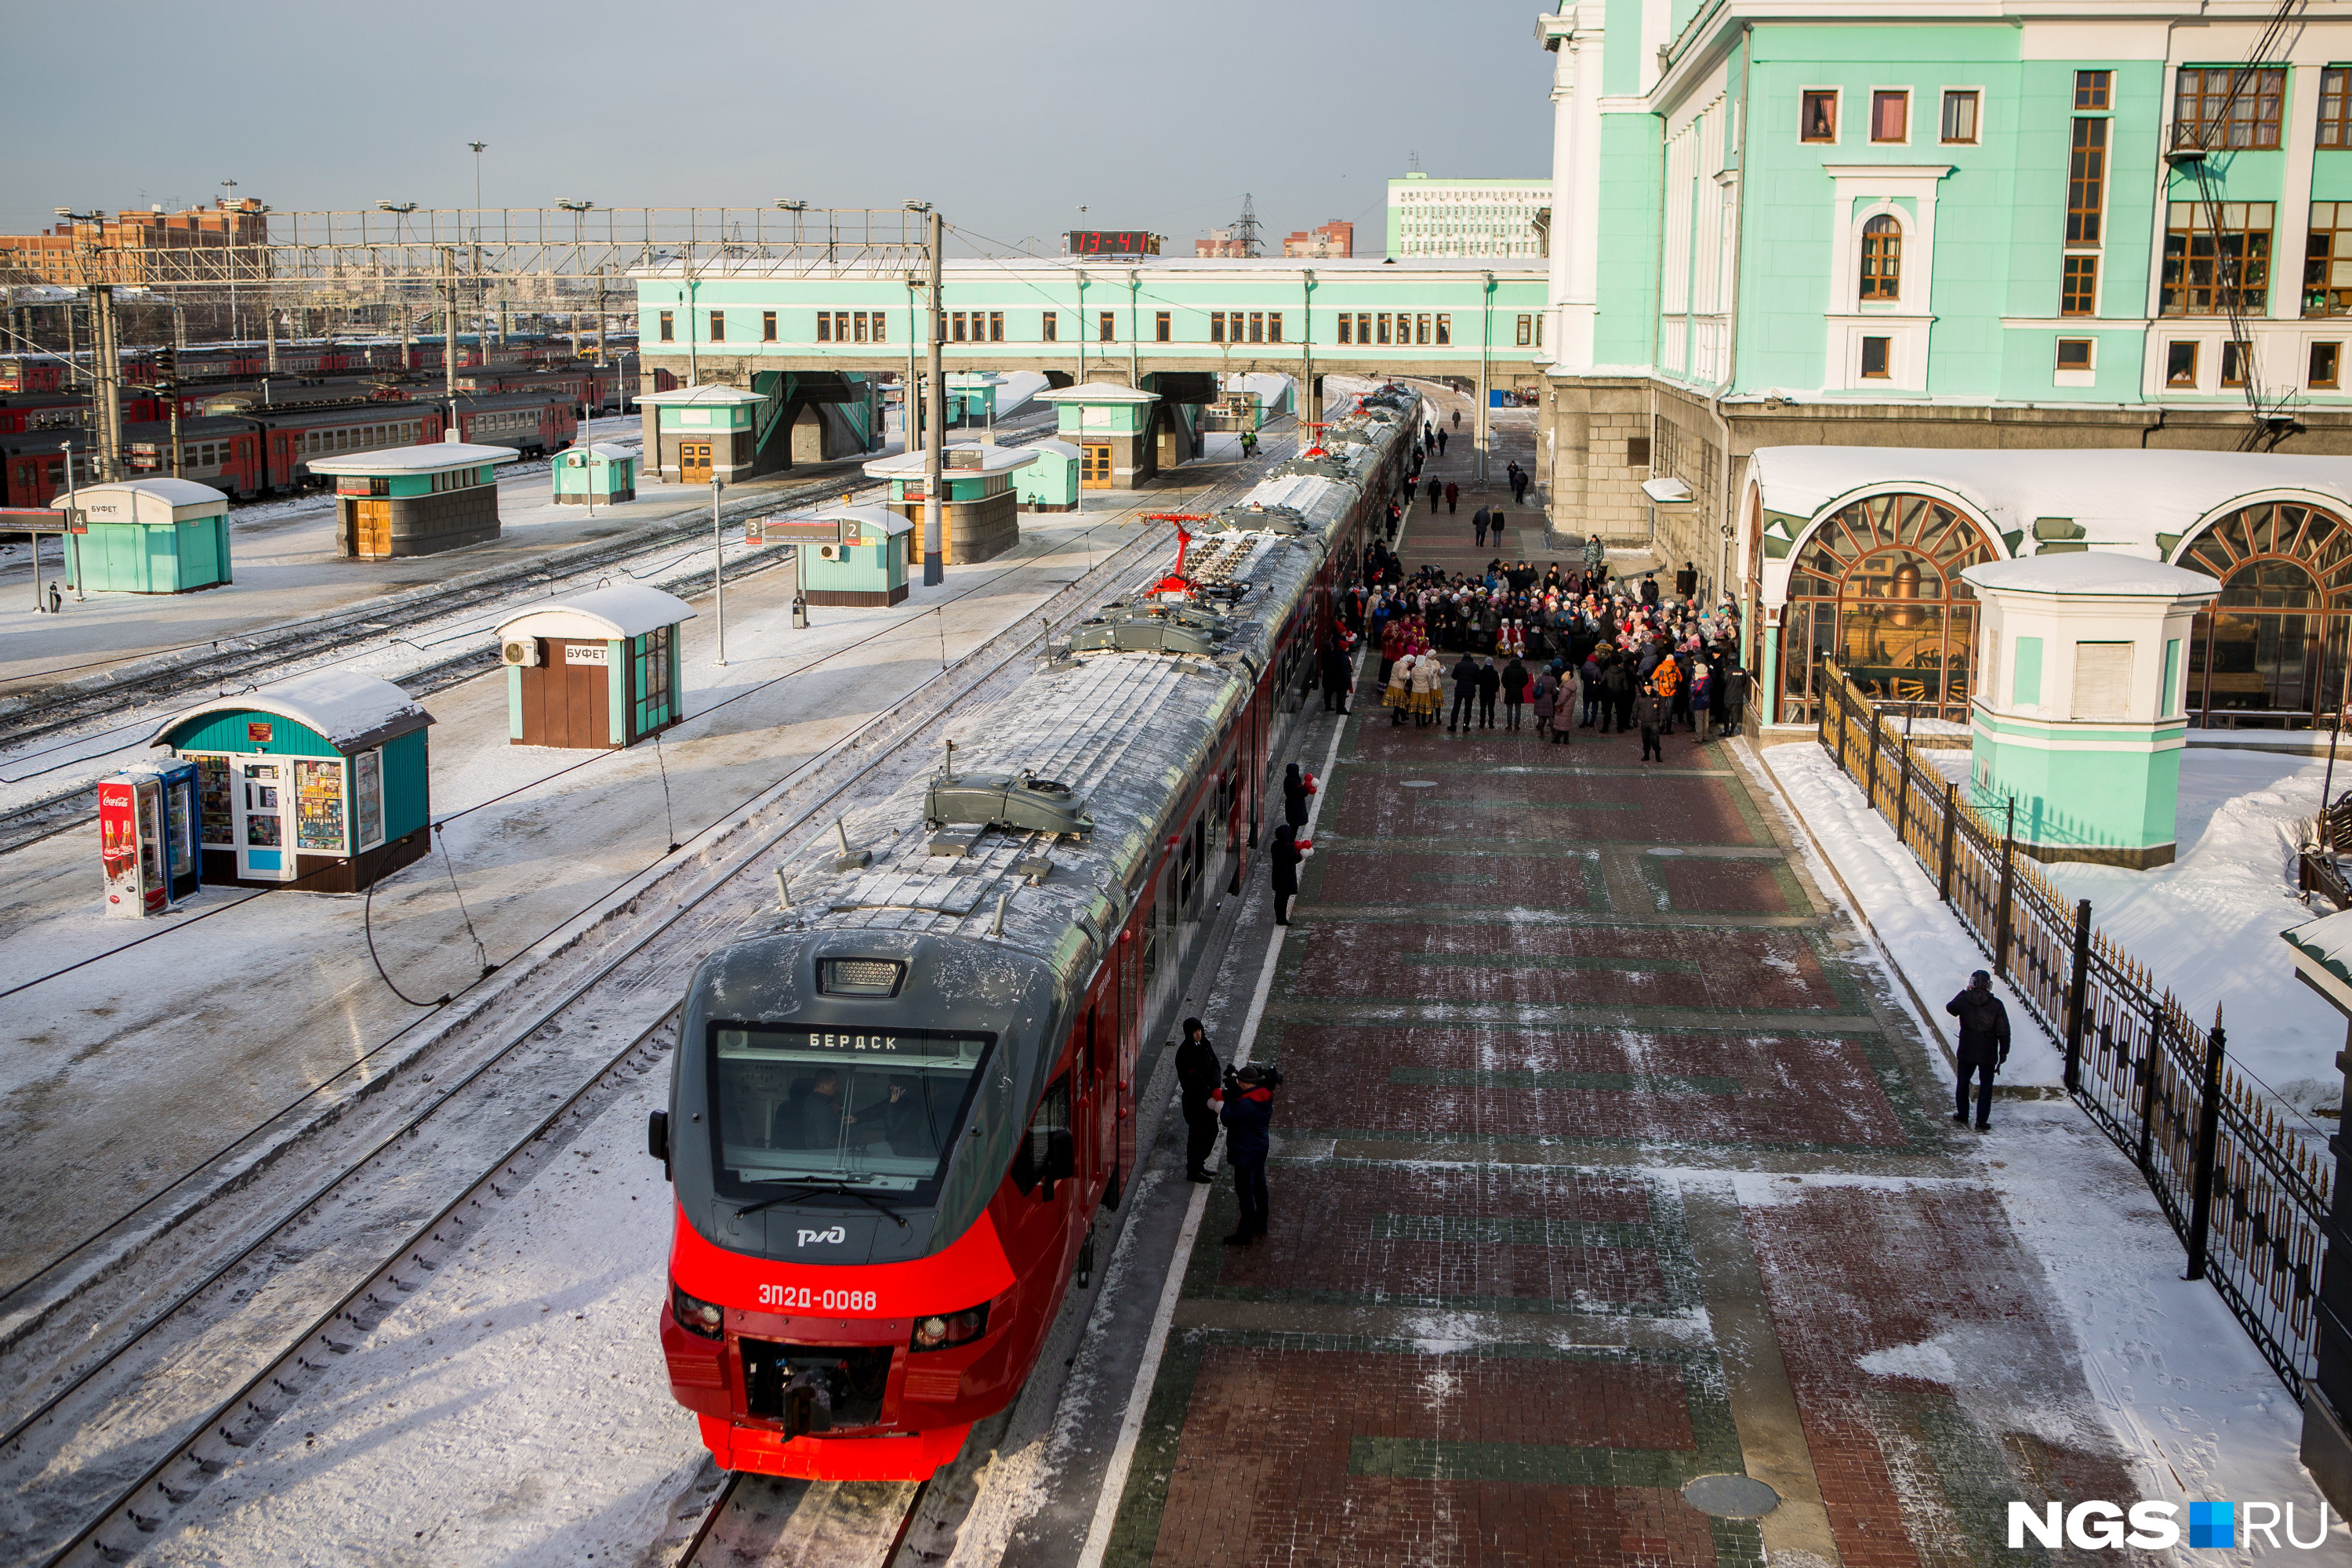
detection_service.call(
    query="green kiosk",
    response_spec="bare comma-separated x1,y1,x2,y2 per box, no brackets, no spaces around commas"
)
49,477,232,593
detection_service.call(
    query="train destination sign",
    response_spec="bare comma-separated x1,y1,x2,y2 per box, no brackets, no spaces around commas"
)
714,1024,987,1060
1065,230,1161,256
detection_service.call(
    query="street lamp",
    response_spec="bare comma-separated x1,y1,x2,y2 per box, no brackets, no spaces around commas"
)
467,143,487,212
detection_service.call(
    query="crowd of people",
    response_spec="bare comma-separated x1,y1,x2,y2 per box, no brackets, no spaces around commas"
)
1320,536,1748,757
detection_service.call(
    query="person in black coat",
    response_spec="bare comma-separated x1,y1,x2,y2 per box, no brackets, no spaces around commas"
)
1946,970,2013,1128
1475,656,1501,729
1318,640,1352,713
1174,1018,1221,1182
1270,823,1303,926
1217,1064,1279,1244
1281,763,1310,829
1449,653,1480,733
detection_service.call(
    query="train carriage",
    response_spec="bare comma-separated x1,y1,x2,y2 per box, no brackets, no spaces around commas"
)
648,385,1418,1482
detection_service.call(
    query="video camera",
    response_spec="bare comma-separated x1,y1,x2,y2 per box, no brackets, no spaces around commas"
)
1222,1064,1285,1092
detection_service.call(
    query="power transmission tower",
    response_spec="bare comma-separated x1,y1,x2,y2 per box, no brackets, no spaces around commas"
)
1233,193,1262,258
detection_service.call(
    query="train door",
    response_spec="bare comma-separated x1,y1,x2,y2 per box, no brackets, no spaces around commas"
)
1080,985,1119,1203
1221,760,1243,895
1008,1071,1079,1287
681,441,713,485
235,760,293,881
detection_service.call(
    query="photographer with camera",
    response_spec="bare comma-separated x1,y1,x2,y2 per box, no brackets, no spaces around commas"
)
1214,1062,1282,1246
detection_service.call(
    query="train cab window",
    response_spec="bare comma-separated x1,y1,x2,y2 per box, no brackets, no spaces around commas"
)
707,1023,992,1202
1010,1076,1071,1196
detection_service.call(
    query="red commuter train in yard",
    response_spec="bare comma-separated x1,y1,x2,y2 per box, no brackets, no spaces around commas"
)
645,385,1419,1480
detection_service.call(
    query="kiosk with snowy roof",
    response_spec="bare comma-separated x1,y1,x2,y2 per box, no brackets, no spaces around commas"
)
47,477,231,593
310,438,521,560
496,584,695,749
863,442,1036,565
1015,439,1083,512
552,441,637,505
757,504,910,607
1960,552,2219,869
152,669,435,891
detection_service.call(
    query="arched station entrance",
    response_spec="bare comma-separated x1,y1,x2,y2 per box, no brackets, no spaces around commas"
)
1774,492,2000,728
2177,499,2352,726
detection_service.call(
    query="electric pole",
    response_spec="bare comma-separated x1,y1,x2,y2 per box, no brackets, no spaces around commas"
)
924,205,946,586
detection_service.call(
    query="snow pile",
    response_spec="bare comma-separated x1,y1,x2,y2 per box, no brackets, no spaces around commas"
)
156,666,431,750
1759,741,2057,1085
1762,739,2346,1116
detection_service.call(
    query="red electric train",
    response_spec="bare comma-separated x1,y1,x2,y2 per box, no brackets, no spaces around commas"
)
644,386,1418,1481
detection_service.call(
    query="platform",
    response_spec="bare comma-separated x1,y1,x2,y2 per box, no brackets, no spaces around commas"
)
1080,509,2178,1568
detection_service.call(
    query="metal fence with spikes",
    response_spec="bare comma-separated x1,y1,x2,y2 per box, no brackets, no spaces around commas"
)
1817,662,2334,1397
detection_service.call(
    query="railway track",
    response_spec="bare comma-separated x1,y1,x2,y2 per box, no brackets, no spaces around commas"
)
0,419,1063,854
2,433,1298,1568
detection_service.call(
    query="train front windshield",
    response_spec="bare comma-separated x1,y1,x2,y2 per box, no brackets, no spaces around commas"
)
707,1024,994,1201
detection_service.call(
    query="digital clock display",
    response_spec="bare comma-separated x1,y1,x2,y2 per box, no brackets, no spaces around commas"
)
1065,230,1161,256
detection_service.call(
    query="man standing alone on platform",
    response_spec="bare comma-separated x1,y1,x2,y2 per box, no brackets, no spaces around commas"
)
1947,971,2012,1129
1175,1018,1221,1183
1217,1064,1280,1245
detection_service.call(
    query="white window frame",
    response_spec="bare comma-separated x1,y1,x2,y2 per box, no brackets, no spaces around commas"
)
1867,87,1915,147
1799,85,1843,146
1939,86,1985,146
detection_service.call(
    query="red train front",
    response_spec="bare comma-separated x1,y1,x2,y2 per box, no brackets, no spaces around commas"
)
648,930,1110,1482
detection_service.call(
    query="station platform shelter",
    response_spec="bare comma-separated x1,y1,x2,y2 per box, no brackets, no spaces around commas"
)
151,668,434,891
311,439,521,560
862,442,1035,565
496,583,695,750
637,374,884,486
1016,440,1082,511
48,477,232,593
1034,383,1188,489
553,442,637,505
758,504,911,606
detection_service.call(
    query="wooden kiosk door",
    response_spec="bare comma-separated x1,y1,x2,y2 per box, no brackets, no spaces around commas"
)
347,498,392,557
1080,443,1112,488
680,441,713,484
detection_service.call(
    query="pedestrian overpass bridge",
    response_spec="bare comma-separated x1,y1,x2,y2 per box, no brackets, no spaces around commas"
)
627,256,1552,483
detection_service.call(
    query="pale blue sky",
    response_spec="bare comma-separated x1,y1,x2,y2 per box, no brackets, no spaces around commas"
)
2,0,1555,254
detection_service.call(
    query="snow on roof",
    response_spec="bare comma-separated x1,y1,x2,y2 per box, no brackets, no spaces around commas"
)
307,441,521,475
1641,476,1693,505
581,442,635,461
2281,909,2352,1015
1962,553,2221,598
153,667,432,753
635,385,766,406
863,444,1037,476
49,477,225,510
496,583,697,641
1027,440,1085,460
1748,446,2352,557
1034,384,1159,404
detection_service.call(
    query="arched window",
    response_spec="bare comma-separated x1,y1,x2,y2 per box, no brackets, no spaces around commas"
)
2179,501,2352,724
1780,492,1997,724
1860,214,1902,302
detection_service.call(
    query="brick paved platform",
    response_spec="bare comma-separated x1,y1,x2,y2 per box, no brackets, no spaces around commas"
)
1100,505,2143,1567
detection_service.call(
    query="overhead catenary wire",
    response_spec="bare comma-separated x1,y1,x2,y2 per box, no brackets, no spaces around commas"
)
0,422,1301,1003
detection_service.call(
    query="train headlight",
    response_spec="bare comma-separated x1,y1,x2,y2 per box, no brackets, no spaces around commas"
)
672,1281,725,1340
909,1302,989,1352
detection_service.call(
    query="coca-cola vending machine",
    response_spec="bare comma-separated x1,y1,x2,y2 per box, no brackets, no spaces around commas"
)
99,760,201,916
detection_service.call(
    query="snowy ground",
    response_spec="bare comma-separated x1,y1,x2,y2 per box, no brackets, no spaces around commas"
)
1739,739,2332,1555
0,416,902,698
1765,738,2346,1116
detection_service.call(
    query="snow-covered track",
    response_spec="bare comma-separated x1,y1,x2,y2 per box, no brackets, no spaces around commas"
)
677,1475,927,1567
3,434,1296,1568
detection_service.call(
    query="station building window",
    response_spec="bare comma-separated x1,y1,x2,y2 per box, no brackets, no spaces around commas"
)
2313,341,2342,389
1042,311,1058,342
2076,70,2111,110
1802,89,1838,143
2063,256,2099,315
1099,312,1116,343
1860,336,1892,378
2223,341,2249,387
1871,90,1909,143
1940,89,1980,144
709,310,724,343
2305,204,2352,316
658,310,673,343
1155,311,1171,342
762,310,777,342
2056,337,2094,371
1860,215,1902,301
1779,492,1995,726
2322,67,2352,147
2174,66,2285,150
2167,340,2201,387
2162,201,2274,315
1516,314,1534,347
